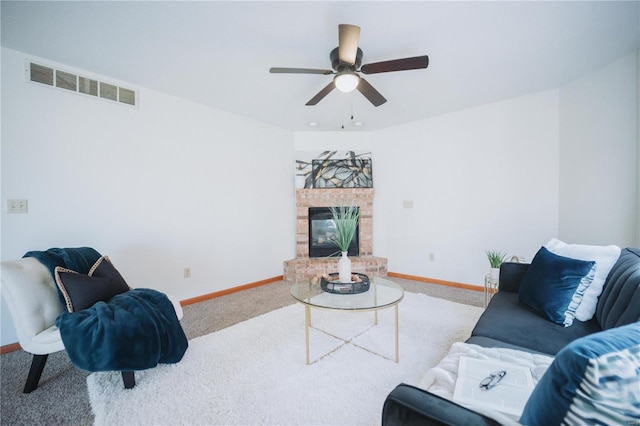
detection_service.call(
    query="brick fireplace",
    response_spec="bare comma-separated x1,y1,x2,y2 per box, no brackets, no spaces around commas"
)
283,188,388,282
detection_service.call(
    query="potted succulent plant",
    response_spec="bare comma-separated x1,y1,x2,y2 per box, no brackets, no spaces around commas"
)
329,205,360,283
486,250,507,280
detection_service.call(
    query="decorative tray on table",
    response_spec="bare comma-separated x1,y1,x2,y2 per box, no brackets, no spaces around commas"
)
320,273,370,294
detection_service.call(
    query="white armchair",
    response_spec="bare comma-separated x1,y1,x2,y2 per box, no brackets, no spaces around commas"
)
1,258,65,393
1,257,185,392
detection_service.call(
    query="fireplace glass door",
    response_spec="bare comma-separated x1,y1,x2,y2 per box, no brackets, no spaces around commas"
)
308,207,359,258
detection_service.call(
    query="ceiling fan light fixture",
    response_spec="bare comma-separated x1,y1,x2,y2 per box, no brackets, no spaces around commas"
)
334,72,360,93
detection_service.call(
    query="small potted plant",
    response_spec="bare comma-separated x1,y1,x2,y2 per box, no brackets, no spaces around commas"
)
486,250,507,280
329,205,360,283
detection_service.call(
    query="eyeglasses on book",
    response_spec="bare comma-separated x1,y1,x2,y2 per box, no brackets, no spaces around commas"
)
479,370,507,390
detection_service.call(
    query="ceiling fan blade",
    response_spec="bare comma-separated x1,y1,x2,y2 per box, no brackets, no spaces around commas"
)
270,67,333,75
360,55,429,74
306,81,336,106
338,24,361,65
357,77,387,107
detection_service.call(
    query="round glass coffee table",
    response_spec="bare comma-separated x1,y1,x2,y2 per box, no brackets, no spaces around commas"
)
290,276,404,365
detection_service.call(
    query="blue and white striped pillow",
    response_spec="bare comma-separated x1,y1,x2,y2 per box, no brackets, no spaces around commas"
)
565,345,640,424
520,322,640,425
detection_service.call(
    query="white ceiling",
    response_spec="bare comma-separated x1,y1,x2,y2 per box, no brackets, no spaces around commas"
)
2,1,639,131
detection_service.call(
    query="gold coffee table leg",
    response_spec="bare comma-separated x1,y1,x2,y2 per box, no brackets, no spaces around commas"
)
305,305,311,365
394,304,399,363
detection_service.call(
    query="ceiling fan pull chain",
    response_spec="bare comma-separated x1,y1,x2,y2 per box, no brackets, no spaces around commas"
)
351,92,354,121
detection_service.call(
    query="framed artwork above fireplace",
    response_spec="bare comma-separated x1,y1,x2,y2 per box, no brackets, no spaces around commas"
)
296,150,372,189
312,158,372,188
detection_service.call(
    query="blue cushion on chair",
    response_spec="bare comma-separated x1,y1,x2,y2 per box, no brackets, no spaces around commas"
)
519,246,595,327
520,322,640,425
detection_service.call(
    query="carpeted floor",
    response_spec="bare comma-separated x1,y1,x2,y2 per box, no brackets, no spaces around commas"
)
0,277,484,425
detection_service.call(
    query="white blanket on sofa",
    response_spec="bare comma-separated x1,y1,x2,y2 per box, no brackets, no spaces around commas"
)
418,342,554,425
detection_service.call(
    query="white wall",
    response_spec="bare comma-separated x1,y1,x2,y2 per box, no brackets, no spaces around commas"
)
372,91,560,285
294,132,374,152
559,52,639,247
1,48,295,345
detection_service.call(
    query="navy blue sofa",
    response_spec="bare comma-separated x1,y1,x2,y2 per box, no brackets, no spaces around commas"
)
382,247,640,425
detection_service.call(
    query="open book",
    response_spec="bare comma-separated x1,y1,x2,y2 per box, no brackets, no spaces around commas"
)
452,357,535,417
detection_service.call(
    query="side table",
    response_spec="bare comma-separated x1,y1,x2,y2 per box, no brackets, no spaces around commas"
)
484,274,499,307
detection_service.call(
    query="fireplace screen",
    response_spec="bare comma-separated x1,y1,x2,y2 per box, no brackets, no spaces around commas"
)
308,207,359,258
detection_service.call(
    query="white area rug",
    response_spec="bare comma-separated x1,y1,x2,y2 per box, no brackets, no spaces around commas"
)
87,292,483,425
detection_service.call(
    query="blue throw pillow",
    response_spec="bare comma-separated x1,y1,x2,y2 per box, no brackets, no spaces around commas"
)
519,246,595,327
520,323,640,425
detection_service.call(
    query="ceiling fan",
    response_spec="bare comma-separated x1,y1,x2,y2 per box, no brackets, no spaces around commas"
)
269,24,429,107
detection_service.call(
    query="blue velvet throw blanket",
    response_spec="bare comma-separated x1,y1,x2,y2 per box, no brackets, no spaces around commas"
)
24,246,102,275
24,247,102,306
56,288,188,372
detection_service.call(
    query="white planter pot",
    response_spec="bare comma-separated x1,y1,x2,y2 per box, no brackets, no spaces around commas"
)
489,267,500,281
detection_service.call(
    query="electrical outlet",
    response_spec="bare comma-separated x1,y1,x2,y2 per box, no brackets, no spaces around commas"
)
403,200,413,209
184,267,191,278
7,199,28,214
428,253,435,262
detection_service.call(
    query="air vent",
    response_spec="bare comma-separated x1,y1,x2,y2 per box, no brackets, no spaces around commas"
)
26,61,137,107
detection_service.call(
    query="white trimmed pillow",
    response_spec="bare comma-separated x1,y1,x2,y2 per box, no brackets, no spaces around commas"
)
544,238,621,321
54,256,131,312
